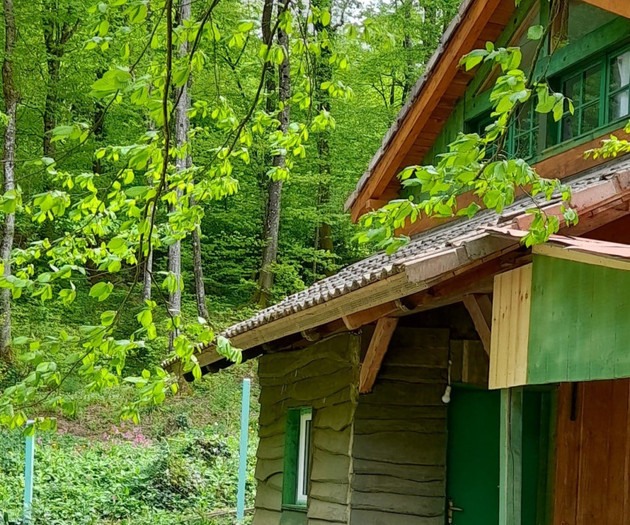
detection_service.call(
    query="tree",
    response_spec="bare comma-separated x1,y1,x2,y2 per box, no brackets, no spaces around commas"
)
256,0,291,307
42,0,80,158
0,0,19,360
313,0,334,275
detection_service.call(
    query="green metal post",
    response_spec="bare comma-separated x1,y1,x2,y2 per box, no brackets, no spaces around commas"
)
236,378,251,522
23,420,35,525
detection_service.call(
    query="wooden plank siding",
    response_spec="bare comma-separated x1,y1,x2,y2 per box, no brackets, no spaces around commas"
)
489,264,532,389
528,255,630,384
553,380,630,525
350,327,450,525
252,333,360,525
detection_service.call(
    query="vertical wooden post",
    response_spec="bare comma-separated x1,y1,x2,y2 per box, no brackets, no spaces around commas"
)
500,388,523,525
23,420,34,525
237,378,251,522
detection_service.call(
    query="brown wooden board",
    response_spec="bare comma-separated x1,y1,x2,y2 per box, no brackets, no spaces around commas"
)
553,379,630,525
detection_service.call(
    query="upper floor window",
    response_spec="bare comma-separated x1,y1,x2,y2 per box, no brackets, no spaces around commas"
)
557,47,630,143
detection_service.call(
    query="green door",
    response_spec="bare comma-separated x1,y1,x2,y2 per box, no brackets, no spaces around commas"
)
446,386,500,525
446,386,549,525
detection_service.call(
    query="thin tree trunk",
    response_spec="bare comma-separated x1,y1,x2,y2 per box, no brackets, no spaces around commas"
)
168,0,191,348
142,6,155,302
141,247,153,302
401,0,414,102
190,195,210,322
1,0,18,359
256,0,290,308
42,7,78,158
313,0,334,275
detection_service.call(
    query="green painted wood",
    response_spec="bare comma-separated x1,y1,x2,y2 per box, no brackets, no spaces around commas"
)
282,409,300,507
447,387,501,525
499,388,523,525
535,17,630,81
528,255,630,384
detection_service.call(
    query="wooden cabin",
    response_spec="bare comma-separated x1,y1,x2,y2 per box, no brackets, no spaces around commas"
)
167,0,630,523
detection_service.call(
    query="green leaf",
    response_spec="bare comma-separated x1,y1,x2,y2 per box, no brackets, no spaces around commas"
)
101,310,116,327
89,281,114,302
527,25,544,41
321,10,331,27
137,308,152,328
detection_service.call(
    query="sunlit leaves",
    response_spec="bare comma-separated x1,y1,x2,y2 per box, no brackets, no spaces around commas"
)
89,281,114,302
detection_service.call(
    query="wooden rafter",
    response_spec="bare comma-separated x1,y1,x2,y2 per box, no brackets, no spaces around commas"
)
463,294,493,356
359,317,399,394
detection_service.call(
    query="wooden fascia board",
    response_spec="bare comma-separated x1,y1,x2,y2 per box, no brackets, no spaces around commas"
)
349,0,505,222
532,243,630,272
359,317,399,394
581,0,630,18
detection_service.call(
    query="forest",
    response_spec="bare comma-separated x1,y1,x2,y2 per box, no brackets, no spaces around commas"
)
0,0,463,522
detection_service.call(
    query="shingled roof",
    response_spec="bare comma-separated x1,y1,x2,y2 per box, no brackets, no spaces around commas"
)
164,156,630,374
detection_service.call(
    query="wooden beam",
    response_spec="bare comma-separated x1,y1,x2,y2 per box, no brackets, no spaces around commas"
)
500,388,523,525
582,0,630,18
359,317,399,394
463,294,493,355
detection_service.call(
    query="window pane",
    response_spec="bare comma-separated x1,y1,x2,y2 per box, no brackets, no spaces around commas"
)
582,102,600,134
562,114,576,142
563,74,581,101
610,90,630,121
611,51,630,92
583,67,601,104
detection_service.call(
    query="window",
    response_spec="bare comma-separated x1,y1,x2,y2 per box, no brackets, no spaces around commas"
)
557,46,630,144
296,411,312,504
283,408,312,508
474,98,539,161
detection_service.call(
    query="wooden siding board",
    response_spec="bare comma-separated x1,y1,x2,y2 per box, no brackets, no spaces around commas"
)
528,256,630,384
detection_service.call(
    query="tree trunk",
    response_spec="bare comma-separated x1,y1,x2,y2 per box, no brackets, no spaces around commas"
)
168,0,191,348
256,0,290,308
313,0,334,275
190,197,210,322
141,247,153,302
42,6,78,158
401,0,414,102
1,0,18,359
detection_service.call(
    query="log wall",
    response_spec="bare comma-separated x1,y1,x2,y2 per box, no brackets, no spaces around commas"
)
252,333,360,525
349,326,451,525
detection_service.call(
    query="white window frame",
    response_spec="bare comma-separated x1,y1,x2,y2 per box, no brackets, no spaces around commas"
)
296,410,312,505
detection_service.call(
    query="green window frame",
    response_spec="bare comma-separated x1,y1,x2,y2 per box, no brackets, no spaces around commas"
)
282,407,312,509
555,44,630,144
474,98,539,161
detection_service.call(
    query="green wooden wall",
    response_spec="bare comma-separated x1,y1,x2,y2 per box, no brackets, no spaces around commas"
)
252,333,360,525
350,326,451,525
528,255,630,384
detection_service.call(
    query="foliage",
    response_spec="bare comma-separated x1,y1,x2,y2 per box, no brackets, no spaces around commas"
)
0,0,407,427
0,368,258,524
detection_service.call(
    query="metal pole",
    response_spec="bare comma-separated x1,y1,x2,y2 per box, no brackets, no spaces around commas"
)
23,420,35,525
236,378,251,522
